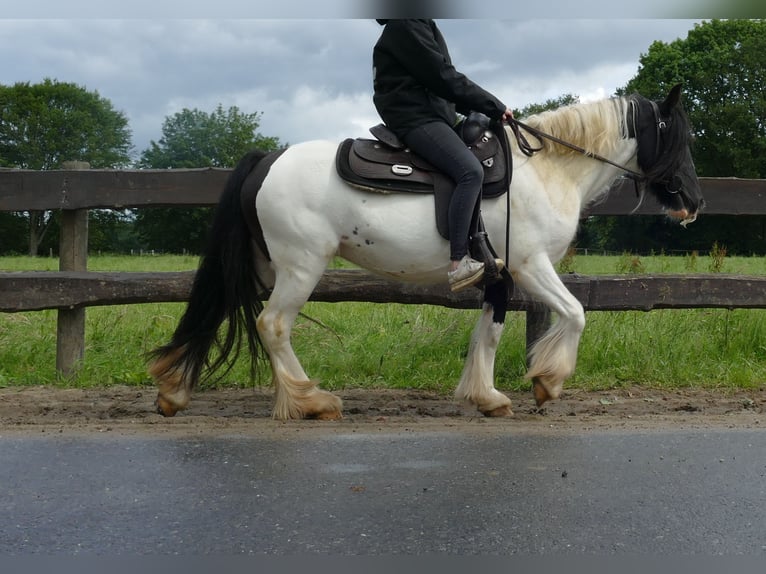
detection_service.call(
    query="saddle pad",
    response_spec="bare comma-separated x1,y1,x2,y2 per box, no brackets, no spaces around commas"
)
349,141,434,188
352,139,437,172
336,137,508,198
337,139,434,194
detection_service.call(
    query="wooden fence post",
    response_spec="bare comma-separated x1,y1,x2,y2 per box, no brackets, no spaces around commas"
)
56,161,90,375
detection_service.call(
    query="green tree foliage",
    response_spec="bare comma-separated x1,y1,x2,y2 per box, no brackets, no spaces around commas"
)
515,93,580,118
0,212,27,254
0,79,132,170
0,79,132,255
137,105,280,169
583,19,766,255
88,210,142,254
619,19,765,179
134,105,281,253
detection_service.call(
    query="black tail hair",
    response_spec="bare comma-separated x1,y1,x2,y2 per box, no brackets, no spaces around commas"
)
149,149,270,388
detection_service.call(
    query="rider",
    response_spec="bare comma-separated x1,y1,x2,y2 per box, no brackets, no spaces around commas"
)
372,19,514,291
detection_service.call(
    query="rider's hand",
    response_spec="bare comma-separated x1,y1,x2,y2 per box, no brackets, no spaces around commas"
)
501,108,514,123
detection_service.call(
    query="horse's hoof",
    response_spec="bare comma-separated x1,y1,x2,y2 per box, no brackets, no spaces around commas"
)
313,409,343,421
274,392,342,421
482,404,514,417
311,393,343,420
155,395,179,417
532,379,551,407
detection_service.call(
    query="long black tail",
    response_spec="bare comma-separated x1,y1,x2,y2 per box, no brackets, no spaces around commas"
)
150,149,270,388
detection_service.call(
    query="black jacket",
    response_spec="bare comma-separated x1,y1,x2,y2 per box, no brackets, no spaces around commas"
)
373,19,506,138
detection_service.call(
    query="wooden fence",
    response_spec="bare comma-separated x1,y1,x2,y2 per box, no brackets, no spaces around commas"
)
2,167,766,375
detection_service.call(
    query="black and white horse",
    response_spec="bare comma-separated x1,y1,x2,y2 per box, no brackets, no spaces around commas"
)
150,84,703,420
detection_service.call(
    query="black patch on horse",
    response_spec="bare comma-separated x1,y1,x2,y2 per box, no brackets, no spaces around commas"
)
241,147,288,261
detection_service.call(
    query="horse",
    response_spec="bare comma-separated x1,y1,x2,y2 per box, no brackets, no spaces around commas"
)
149,83,703,420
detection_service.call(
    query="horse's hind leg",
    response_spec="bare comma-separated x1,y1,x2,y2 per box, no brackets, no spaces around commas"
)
513,254,585,405
257,260,343,421
455,281,513,417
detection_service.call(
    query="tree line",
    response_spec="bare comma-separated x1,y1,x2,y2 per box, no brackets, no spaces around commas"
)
1,20,764,256
0,85,281,255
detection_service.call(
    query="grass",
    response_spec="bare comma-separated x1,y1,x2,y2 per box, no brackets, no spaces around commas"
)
1,252,766,392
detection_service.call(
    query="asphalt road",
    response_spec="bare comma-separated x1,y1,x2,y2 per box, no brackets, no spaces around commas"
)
2,428,765,555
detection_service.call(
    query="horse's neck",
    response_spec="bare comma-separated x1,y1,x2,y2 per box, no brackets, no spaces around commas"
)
574,139,639,207
516,98,639,209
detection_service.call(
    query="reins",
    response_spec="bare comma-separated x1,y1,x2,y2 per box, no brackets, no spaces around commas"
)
505,117,646,183
495,109,654,272
488,105,668,281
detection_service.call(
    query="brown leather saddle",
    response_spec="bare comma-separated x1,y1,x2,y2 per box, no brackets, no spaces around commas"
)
335,113,511,240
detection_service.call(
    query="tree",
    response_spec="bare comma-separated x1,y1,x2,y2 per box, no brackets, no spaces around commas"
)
0,79,132,255
0,212,27,254
581,20,766,255
619,19,766,179
137,105,279,169
134,105,281,253
88,210,142,254
515,93,580,118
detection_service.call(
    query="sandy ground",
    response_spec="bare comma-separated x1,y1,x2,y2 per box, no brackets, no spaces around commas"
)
0,384,764,437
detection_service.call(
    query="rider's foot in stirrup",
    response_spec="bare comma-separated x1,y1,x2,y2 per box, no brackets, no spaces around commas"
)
448,256,484,292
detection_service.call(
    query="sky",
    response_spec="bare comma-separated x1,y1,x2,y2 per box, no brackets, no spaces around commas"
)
0,16,708,161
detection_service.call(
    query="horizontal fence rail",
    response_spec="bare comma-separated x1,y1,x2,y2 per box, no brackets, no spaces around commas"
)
2,168,766,375
3,270,766,313
1,168,765,214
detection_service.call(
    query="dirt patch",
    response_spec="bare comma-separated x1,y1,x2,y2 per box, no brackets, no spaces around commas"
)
0,385,764,437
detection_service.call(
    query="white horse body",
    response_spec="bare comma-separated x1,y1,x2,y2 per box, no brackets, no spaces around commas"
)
151,89,702,420
258,129,637,283
254,100,638,418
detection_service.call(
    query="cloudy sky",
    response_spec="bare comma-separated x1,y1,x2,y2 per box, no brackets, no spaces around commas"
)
1,16,705,161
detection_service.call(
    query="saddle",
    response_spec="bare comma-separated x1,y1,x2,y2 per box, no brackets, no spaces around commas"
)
335,113,511,241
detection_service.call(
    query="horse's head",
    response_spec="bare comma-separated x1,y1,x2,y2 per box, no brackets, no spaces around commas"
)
632,84,704,225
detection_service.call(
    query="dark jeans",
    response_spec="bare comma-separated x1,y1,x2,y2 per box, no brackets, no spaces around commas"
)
403,121,483,261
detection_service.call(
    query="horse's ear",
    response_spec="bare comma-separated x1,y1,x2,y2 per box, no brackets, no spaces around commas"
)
660,83,683,113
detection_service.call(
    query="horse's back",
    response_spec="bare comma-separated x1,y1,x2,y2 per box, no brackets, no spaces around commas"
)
264,139,339,186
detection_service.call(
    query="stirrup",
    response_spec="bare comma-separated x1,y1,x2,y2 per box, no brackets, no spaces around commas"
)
470,231,503,282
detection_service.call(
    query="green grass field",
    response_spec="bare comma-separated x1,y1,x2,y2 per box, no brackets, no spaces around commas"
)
1,252,766,392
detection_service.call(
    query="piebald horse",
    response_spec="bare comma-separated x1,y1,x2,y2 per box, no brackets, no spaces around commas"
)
149,84,703,420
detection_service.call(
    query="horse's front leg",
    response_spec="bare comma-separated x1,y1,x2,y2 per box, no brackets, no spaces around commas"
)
454,281,513,417
512,254,585,405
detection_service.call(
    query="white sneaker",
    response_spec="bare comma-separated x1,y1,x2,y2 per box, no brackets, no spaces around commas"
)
448,256,485,292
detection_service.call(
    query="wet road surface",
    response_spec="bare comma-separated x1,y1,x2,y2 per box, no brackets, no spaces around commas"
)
2,428,765,554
